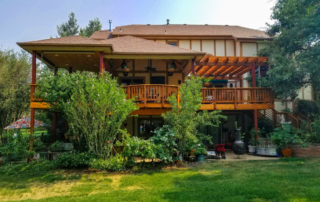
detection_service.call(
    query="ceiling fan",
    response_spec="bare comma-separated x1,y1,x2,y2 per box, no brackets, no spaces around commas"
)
145,66,157,72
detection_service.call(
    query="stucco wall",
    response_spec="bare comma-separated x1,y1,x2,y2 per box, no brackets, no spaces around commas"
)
201,40,214,55
191,40,201,51
226,40,235,56
179,40,190,49
242,43,257,57
215,40,225,56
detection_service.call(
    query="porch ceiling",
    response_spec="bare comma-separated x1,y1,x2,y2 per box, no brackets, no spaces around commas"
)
193,54,268,80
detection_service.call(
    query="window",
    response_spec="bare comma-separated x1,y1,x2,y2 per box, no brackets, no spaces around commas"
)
167,41,178,46
260,66,269,78
138,118,164,139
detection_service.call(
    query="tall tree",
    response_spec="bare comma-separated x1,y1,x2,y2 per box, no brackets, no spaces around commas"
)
262,0,320,101
0,49,32,137
57,12,80,37
79,18,102,38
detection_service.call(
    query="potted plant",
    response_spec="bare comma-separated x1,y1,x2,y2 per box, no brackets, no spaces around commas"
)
270,123,303,157
50,141,64,152
248,129,261,153
194,147,207,162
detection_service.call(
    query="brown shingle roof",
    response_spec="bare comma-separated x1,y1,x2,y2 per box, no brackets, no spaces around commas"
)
100,36,204,54
90,30,113,40
102,24,270,39
17,35,106,46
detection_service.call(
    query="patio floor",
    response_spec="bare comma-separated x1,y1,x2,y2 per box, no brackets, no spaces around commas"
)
207,150,280,161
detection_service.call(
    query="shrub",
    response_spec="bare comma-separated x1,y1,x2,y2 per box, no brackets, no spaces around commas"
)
89,154,126,172
36,71,138,158
193,147,207,156
162,76,226,153
270,123,303,149
0,130,35,160
54,152,97,168
295,99,320,120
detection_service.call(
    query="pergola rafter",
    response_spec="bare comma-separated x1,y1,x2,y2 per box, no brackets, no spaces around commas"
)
192,54,268,80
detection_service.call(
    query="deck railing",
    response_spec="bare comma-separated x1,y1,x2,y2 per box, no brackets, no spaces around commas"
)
30,84,274,108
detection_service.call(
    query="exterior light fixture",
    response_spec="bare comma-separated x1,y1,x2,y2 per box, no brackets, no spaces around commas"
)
121,59,128,69
55,54,59,57
168,60,176,76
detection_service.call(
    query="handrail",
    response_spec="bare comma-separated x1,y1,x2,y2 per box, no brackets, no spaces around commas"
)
30,84,274,108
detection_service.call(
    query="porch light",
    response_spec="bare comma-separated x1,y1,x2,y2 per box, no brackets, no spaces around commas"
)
121,59,128,69
169,60,176,69
123,67,130,76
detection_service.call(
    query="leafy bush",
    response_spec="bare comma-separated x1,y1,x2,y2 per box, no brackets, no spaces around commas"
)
0,131,35,160
193,147,207,156
249,117,274,137
162,76,226,153
295,99,320,120
300,115,320,143
54,152,97,168
118,133,174,164
89,154,126,172
36,71,138,158
270,123,303,149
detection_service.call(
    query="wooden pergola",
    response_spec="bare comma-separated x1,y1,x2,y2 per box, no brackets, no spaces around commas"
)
189,54,269,132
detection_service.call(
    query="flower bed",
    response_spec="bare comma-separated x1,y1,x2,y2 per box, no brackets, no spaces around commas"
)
289,143,320,158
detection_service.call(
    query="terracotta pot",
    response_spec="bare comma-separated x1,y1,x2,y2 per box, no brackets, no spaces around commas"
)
168,68,175,72
282,148,292,157
203,83,210,87
176,160,181,165
190,149,196,155
123,68,130,72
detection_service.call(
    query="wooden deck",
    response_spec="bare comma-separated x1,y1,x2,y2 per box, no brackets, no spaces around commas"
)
30,84,274,114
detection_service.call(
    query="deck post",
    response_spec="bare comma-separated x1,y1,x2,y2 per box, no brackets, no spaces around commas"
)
30,51,36,135
53,67,58,143
191,58,195,76
100,51,104,74
252,61,258,132
69,67,72,74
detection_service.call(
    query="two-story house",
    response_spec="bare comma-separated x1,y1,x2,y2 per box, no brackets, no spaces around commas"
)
17,20,306,145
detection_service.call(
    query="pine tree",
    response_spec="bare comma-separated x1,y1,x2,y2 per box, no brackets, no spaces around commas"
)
57,12,80,37
79,18,102,38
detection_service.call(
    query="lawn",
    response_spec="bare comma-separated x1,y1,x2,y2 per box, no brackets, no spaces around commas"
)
0,158,320,202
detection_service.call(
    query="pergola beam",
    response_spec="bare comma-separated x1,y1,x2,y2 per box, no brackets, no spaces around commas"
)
195,62,267,67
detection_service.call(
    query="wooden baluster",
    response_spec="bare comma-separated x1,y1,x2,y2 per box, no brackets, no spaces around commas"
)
162,85,165,107
234,88,237,109
144,85,146,107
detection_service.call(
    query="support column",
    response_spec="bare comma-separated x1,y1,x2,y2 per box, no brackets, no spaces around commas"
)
191,58,195,76
30,51,36,135
53,67,58,143
100,51,104,74
69,67,72,74
252,61,258,132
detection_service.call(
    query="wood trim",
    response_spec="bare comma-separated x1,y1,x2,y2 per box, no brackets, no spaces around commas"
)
200,39,202,51
224,40,227,56
190,40,192,50
240,42,243,57
234,39,236,56
214,40,216,56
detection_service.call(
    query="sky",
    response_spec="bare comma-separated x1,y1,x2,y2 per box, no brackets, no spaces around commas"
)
0,0,276,51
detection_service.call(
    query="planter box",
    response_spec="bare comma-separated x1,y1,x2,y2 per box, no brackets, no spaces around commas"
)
256,148,277,156
63,143,74,151
39,152,49,160
289,143,320,158
248,145,256,153
196,154,205,162
50,147,64,152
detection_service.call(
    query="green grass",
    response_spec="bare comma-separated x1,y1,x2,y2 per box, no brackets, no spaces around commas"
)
1,158,320,202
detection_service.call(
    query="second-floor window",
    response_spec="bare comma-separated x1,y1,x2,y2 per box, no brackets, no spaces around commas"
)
167,41,178,46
